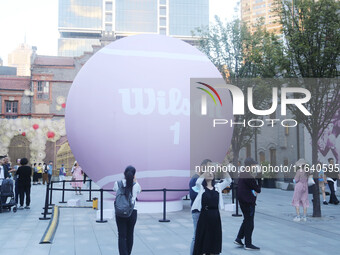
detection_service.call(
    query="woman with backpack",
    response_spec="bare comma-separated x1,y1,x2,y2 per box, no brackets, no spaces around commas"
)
113,166,141,255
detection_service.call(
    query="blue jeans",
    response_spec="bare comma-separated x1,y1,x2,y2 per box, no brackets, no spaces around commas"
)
190,211,200,255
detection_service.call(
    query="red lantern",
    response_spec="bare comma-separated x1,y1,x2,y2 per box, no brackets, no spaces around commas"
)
61,103,66,108
22,132,26,136
47,131,55,139
33,124,39,130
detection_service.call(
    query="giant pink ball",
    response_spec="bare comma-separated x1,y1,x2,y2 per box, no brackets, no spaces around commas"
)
65,34,233,201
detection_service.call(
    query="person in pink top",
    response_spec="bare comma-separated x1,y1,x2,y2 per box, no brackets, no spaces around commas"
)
71,161,83,195
292,159,309,222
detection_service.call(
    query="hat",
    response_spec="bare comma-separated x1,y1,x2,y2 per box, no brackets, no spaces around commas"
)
244,157,258,167
295,158,307,167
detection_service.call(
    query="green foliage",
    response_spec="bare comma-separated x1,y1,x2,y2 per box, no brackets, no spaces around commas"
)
194,17,285,164
275,0,340,78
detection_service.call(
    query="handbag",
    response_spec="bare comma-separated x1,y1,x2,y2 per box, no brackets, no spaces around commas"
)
308,175,315,186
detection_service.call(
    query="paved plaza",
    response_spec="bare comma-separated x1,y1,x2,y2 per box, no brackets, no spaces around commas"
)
0,181,340,255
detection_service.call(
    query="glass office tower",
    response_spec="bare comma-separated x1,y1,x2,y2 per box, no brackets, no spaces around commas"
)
169,0,209,37
115,0,158,33
58,0,102,57
58,0,209,57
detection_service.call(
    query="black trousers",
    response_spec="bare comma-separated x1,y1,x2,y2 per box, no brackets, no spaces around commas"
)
15,179,19,204
115,209,137,255
237,202,255,246
18,184,31,206
327,180,339,204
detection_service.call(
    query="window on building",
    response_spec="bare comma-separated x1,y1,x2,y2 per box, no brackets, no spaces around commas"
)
105,1,112,11
160,17,166,26
160,0,166,5
105,13,112,22
37,81,50,100
160,28,166,35
283,158,289,166
5,100,18,119
160,7,166,16
105,23,112,31
246,143,252,158
285,126,289,135
259,151,265,163
270,148,277,166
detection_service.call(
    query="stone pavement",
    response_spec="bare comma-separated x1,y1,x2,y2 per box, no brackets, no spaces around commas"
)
0,180,340,255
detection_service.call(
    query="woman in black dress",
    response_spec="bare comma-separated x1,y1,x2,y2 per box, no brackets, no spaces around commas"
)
192,166,232,255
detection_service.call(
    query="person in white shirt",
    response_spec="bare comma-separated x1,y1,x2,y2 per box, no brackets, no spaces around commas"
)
192,163,232,255
113,166,141,255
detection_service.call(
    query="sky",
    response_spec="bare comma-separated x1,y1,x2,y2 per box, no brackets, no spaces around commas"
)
0,0,239,65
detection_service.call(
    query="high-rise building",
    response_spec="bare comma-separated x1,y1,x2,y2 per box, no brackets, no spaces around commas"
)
8,43,33,76
241,0,281,34
58,0,209,57
58,0,103,57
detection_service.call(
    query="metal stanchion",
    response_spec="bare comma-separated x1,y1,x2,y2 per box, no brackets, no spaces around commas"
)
59,180,67,203
231,182,235,204
49,181,55,206
96,189,107,223
183,194,190,200
159,188,170,222
39,183,51,220
232,184,242,217
86,179,93,202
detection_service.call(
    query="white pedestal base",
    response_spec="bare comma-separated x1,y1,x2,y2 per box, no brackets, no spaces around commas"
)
67,199,80,206
137,200,183,213
95,199,183,220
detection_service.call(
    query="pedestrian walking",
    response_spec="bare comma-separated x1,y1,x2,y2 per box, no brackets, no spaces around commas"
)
2,156,11,179
8,159,20,204
189,159,211,255
326,158,339,205
114,166,141,255
234,157,261,250
37,163,43,185
59,164,66,182
47,161,53,184
192,163,232,255
318,162,328,205
42,162,48,185
292,159,309,222
71,161,83,195
32,163,38,185
15,158,32,209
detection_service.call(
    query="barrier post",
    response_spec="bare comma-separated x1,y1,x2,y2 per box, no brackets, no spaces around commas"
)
59,180,67,203
96,189,107,223
49,181,55,206
39,183,51,220
159,188,170,222
232,184,242,217
86,179,93,202
231,182,235,204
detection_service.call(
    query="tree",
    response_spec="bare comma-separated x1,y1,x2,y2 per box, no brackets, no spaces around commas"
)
194,17,286,166
275,0,340,217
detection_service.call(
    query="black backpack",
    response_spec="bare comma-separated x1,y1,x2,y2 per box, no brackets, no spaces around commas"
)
114,181,134,218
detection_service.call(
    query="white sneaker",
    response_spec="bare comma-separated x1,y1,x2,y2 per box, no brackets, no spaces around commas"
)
301,216,307,222
293,216,300,222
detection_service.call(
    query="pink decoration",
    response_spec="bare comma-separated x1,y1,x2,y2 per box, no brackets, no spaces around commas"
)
47,131,55,139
